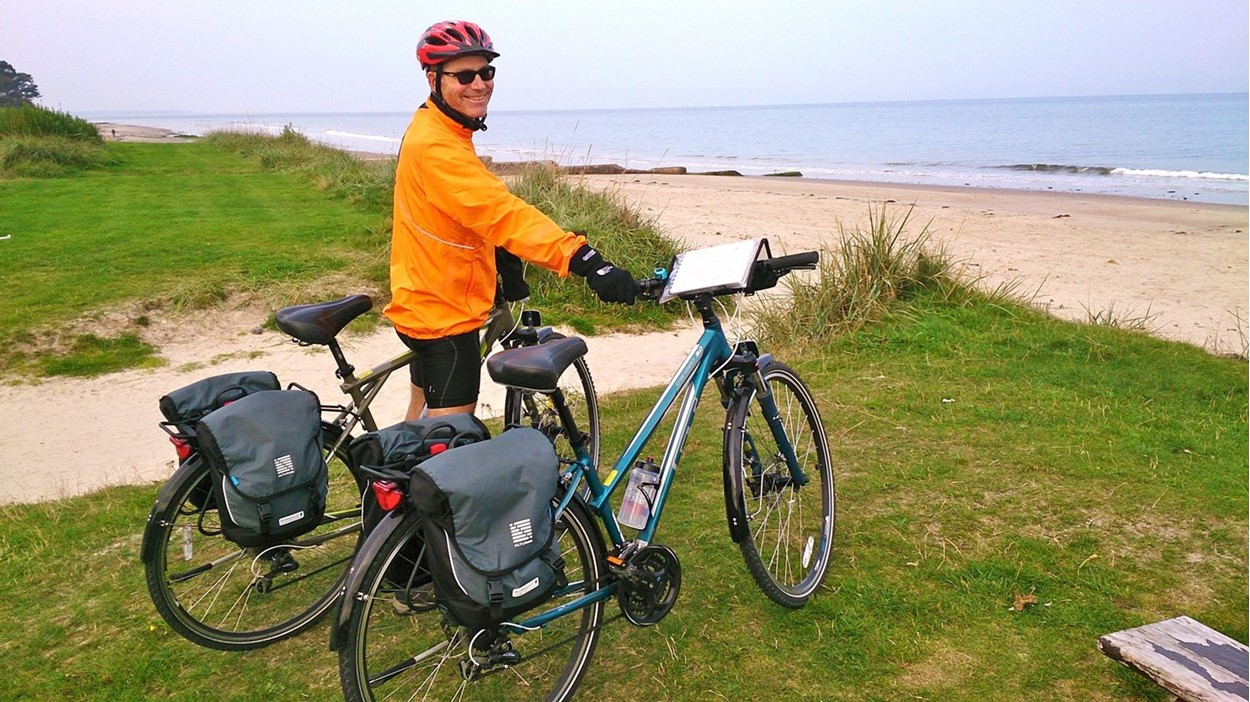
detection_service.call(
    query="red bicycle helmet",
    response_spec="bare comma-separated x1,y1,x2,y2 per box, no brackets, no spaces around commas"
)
417,21,499,69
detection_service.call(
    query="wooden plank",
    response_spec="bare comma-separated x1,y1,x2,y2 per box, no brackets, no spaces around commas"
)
1099,616,1249,702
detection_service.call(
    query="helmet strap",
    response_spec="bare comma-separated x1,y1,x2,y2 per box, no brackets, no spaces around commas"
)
429,66,488,132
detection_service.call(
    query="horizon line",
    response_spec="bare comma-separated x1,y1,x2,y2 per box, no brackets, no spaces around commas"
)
67,90,1249,118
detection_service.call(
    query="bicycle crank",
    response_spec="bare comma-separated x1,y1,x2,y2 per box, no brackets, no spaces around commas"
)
608,544,681,626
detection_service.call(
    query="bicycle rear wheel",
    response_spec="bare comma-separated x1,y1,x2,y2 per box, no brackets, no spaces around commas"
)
338,499,605,702
141,425,364,650
504,336,600,471
725,361,835,607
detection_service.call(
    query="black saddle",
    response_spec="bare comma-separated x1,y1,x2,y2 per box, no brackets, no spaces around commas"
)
274,294,373,345
487,337,588,392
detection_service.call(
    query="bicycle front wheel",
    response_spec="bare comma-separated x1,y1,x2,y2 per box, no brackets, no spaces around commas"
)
141,426,364,650
504,336,600,471
339,499,605,702
725,361,835,607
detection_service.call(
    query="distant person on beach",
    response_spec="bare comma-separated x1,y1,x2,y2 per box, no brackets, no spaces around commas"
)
385,19,639,421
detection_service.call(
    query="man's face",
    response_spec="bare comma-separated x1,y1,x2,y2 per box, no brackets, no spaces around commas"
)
427,55,494,120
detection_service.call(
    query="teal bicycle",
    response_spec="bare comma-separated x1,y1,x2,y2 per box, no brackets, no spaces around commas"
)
333,242,835,701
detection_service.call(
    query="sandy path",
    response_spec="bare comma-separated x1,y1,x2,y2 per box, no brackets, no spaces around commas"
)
2,174,1245,503
0,313,703,504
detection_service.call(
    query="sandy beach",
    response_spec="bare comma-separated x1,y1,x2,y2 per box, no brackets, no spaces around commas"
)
583,174,1248,353
2,147,1246,504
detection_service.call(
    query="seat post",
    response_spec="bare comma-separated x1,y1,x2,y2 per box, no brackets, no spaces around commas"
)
327,339,356,380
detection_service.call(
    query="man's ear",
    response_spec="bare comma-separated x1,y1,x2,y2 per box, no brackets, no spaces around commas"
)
425,70,437,92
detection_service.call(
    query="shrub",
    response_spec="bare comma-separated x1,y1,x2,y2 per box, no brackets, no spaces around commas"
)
748,202,960,347
0,134,115,177
205,126,396,209
0,104,102,142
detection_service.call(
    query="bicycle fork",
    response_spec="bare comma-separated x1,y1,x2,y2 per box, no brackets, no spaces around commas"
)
722,360,808,544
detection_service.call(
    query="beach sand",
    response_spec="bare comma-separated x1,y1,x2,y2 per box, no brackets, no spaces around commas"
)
95,122,196,143
583,174,1248,352
2,166,1245,503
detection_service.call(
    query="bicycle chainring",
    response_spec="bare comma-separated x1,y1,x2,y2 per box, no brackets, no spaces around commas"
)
615,545,681,626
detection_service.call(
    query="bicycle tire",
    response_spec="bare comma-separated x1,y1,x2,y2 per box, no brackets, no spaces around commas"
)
504,333,600,474
142,425,364,650
725,361,835,607
338,498,605,702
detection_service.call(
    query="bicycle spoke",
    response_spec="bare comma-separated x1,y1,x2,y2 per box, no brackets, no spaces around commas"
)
730,362,834,607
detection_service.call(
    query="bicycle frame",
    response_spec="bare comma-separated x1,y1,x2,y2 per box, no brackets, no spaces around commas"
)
522,296,808,630
318,303,522,454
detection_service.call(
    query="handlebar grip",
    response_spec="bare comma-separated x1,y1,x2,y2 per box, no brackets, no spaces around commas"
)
761,251,819,271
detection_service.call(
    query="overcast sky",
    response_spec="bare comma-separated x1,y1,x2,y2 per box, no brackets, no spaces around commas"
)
5,0,1247,114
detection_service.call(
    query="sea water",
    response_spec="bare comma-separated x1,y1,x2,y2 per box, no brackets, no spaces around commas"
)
85,93,1249,205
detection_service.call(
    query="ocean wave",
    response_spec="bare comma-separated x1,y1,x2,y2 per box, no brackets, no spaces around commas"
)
323,129,401,144
1003,163,1115,175
1111,167,1248,181
223,122,284,134
1003,163,1248,181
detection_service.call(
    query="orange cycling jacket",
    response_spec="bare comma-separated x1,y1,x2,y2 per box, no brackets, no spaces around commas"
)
384,99,587,339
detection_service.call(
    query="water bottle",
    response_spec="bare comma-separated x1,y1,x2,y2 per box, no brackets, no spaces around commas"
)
617,458,661,530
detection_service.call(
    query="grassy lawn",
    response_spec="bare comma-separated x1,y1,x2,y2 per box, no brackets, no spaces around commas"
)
0,129,1243,699
0,142,387,371
0,136,680,377
0,290,1244,701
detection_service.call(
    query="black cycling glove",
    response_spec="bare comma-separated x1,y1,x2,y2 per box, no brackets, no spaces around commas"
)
568,244,640,305
495,247,531,302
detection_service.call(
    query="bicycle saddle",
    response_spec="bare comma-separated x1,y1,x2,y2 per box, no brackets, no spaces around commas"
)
487,336,588,392
274,294,373,345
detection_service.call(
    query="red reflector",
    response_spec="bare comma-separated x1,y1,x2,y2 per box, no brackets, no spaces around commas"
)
371,481,404,512
169,436,193,461
429,443,448,455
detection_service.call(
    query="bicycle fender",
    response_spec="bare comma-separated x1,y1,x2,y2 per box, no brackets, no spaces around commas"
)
328,508,412,651
720,361,779,544
139,456,208,564
722,415,751,544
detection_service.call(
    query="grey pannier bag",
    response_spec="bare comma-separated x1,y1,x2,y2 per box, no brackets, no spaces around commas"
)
408,427,566,631
348,413,491,536
159,370,281,432
195,389,328,548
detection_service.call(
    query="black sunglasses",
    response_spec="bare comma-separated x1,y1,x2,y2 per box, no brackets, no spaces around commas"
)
441,65,496,85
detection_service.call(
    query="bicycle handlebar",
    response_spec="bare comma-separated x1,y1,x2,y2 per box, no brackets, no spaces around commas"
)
757,251,819,273
636,249,820,302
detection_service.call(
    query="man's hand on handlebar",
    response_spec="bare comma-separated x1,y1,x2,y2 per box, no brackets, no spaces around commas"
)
569,244,641,304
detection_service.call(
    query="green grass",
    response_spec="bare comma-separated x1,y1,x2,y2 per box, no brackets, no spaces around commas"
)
208,132,685,334
0,104,108,177
204,127,397,212
506,163,684,334
0,291,1243,700
0,104,101,141
40,333,163,377
0,133,1242,698
0,133,682,378
0,140,387,376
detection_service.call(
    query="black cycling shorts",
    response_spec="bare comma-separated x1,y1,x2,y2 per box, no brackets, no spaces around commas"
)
397,329,481,409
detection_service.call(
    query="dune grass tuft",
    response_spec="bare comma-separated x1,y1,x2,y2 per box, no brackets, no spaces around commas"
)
0,105,111,177
506,163,685,333
749,202,966,348
0,104,102,142
204,126,397,210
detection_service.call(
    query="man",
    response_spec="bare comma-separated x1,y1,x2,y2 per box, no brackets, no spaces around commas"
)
385,20,639,420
